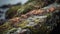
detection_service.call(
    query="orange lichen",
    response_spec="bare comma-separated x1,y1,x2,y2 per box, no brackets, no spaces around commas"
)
10,17,20,23
21,15,28,19
27,9,44,15
9,6,56,25
49,7,56,12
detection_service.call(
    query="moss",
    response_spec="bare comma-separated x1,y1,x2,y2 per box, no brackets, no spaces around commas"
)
17,20,29,28
17,5,36,15
0,21,13,34
34,18,40,23
6,5,21,19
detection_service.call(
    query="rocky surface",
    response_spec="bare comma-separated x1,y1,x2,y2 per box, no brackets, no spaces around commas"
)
0,0,60,34
4,3,60,34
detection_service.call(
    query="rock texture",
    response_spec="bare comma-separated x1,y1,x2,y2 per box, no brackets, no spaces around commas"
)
0,0,60,34
5,3,60,34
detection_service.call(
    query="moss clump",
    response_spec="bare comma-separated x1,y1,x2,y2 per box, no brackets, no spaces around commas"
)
0,22,13,34
6,5,21,19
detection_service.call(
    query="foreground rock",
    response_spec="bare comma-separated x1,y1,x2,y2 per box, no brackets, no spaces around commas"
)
0,3,60,34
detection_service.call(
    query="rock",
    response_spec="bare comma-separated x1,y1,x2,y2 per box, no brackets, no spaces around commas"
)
1,2,60,34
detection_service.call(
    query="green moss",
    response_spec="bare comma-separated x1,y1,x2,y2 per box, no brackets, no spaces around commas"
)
17,20,29,28
17,5,36,15
6,5,21,19
0,21,13,34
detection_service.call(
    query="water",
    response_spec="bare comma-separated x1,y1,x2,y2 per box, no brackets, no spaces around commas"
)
0,8,9,20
